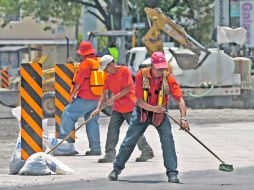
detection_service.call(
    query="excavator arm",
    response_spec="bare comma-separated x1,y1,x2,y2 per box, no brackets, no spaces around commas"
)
143,7,210,70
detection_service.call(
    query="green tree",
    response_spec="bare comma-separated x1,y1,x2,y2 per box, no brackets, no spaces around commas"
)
0,0,81,27
0,0,214,46
129,0,214,46
0,0,82,53
163,0,214,46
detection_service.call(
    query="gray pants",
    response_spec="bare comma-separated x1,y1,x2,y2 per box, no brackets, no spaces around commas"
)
105,110,152,158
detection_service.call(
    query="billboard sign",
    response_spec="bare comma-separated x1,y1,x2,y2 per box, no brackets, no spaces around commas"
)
240,0,254,47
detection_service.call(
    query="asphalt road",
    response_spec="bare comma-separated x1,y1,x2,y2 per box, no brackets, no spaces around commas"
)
1,104,254,190
2,167,254,190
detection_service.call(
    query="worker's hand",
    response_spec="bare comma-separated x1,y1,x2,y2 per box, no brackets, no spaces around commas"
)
106,98,114,106
90,108,100,117
70,93,75,102
180,119,190,131
150,105,166,113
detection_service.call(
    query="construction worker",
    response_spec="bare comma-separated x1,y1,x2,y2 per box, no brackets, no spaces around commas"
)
91,55,154,163
101,42,119,64
108,51,190,183
59,41,105,156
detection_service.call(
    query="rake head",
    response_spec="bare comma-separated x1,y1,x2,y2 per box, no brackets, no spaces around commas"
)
219,163,234,172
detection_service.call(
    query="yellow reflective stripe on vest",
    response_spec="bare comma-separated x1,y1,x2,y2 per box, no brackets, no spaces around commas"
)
158,90,163,106
143,90,148,102
93,70,98,85
87,58,105,96
101,71,104,81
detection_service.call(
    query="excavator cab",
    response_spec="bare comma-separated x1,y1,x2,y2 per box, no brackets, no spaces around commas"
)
143,7,210,70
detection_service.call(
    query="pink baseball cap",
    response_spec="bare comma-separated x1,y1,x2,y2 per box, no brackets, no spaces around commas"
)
151,52,168,69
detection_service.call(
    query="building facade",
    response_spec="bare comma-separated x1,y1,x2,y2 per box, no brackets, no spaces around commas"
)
214,0,254,63
0,16,77,70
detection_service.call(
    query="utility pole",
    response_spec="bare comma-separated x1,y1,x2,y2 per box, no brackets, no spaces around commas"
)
82,0,98,50
122,0,129,16
120,0,129,64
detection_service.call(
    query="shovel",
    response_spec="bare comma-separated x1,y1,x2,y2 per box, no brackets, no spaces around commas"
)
166,112,233,172
47,104,106,155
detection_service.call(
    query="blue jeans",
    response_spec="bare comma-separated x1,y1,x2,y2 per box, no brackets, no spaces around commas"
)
59,97,101,152
113,106,178,176
105,111,152,158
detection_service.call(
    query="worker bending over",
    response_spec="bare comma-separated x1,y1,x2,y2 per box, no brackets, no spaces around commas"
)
91,55,154,163
108,51,190,183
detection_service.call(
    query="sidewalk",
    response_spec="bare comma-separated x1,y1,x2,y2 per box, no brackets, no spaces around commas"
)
0,116,254,190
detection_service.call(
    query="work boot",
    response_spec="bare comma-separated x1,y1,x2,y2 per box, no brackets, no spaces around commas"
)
85,150,101,156
108,169,121,181
98,154,115,163
135,150,154,162
168,173,180,183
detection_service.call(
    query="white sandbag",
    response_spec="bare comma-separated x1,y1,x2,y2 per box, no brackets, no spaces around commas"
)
11,106,21,136
9,137,25,175
9,107,49,174
19,152,51,175
42,119,49,136
46,137,76,156
9,107,24,174
12,106,21,122
12,106,48,137
45,154,74,174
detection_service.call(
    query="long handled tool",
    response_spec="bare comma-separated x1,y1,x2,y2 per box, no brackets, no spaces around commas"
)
47,104,106,155
166,112,233,172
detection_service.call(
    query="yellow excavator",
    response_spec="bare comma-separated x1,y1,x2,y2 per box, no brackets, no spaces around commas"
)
141,7,254,108
143,7,211,70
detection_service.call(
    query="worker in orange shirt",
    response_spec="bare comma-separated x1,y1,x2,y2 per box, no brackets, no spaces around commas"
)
108,51,190,183
59,41,104,156
91,55,154,163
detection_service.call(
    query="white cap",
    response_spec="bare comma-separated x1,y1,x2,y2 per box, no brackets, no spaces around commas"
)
99,55,114,71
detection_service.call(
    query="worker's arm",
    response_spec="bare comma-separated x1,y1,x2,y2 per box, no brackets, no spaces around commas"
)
70,83,80,101
106,85,130,106
137,98,166,113
70,61,88,101
177,97,190,131
91,90,108,117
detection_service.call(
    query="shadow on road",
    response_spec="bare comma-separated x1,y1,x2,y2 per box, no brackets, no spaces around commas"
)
119,179,166,184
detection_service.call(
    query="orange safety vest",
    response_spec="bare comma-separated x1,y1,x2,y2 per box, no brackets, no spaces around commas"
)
141,68,170,127
88,58,106,96
72,58,106,96
141,68,170,106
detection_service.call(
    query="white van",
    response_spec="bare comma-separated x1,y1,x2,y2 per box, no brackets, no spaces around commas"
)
126,46,183,78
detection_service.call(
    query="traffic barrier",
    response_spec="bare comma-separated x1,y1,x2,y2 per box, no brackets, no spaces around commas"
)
54,64,75,143
20,63,43,160
1,68,10,88
20,57,75,159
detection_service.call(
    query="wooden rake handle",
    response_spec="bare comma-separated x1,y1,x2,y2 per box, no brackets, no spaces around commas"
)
47,104,106,154
165,112,225,164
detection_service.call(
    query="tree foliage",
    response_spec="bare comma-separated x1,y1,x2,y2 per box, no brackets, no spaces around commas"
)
129,0,214,46
0,0,81,28
0,0,214,45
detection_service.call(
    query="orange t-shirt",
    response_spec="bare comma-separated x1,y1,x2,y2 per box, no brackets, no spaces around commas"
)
135,69,182,106
104,66,136,113
74,57,100,100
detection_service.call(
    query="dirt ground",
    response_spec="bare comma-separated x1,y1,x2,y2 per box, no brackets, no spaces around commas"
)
0,104,254,174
